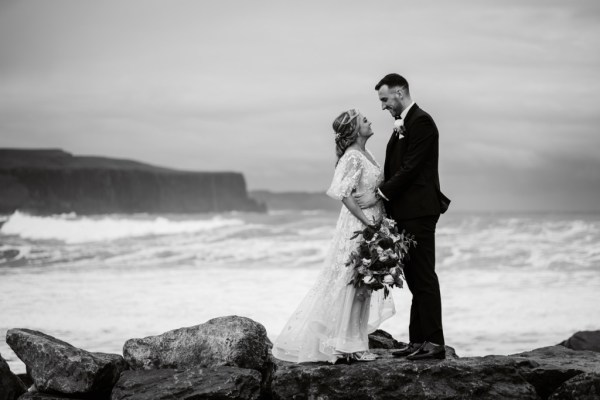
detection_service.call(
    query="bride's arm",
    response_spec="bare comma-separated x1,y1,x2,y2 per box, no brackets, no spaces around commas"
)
341,195,377,228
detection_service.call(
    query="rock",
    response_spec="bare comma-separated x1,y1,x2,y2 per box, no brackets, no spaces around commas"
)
368,329,405,349
511,345,600,399
123,316,271,375
6,329,127,397
560,330,600,353
549,372,600,399
110,367,262,400
272,344,600,400
17,393,87,400
0,354,27,400
271,350,539,400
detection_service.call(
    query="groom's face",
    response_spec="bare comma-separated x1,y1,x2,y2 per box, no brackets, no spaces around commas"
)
378,85,402,118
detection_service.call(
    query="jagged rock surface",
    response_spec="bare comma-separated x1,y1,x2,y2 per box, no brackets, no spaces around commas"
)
17,393,87,400
123,316,271,375
6,329,127,397
272,350,539,400
510,345,600,399
5,321,600,400
272,345,600,400
110,367,262,400
0,354,27,400
548,372,600,400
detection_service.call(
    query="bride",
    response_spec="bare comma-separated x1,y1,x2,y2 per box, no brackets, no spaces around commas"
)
271,109,395,364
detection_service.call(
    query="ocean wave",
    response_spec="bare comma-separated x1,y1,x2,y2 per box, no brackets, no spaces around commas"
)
1,211,598,273
0,211,245,244
437,215,600,270
0,244,30,266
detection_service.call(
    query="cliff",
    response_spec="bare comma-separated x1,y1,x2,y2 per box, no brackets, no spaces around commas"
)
0,149,265,214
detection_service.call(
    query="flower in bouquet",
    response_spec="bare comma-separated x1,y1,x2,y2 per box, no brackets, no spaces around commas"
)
363,275,376,285
346,217,416,299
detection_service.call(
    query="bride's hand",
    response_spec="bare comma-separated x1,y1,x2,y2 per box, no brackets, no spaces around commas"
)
354,191,379,209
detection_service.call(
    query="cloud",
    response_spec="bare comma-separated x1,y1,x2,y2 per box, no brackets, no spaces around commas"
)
1,0,599,211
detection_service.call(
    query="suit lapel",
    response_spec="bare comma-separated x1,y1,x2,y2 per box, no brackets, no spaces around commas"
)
384,104,419,179
403,103,419,130
384,129,398,178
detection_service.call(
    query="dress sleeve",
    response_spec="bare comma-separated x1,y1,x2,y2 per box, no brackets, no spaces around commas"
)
326,152,363,200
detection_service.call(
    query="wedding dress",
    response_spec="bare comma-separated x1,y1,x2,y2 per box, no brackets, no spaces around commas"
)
271,149,395,363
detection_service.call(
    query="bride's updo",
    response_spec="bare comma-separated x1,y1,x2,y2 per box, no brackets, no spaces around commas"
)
332,109,360,162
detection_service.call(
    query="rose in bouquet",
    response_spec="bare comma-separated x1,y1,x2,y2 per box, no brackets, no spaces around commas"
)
346,217,416,299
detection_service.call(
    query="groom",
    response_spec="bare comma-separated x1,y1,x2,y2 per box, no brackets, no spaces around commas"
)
357,73,450,360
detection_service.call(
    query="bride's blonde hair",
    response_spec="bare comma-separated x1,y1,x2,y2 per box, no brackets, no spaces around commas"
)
332,109,360,164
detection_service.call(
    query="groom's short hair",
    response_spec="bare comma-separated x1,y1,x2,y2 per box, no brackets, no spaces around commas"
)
375,73,409,92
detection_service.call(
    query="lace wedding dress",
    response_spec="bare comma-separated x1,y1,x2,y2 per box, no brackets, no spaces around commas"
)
272,149,396,363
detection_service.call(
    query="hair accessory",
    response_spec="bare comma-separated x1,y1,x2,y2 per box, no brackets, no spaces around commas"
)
338,108,360,127
334,108,360,141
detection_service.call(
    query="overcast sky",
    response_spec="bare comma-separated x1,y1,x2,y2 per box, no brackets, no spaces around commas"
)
1,0,599,211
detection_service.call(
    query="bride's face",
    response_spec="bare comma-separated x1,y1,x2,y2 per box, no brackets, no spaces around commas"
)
357,114,374,139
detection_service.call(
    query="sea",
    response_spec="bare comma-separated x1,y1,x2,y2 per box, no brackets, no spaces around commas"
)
1,209,599,374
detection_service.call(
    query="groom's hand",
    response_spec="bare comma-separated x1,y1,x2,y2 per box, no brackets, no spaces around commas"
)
354,191,379,209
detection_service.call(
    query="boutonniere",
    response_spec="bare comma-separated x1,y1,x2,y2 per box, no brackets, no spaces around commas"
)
393,119,406,138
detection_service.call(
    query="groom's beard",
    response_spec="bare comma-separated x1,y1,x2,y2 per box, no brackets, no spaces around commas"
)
390,106,402,119
385,108,398,118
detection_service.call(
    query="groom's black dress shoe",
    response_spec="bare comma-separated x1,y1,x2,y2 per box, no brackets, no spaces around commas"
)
406,342,446,361
392,342,422,357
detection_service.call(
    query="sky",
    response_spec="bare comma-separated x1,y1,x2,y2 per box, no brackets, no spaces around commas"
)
1,0,599,211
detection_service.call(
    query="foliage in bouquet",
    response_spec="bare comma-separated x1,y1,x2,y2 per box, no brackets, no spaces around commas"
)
345,217,416,299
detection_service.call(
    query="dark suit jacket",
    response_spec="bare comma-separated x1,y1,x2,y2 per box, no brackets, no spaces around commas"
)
380,104,450,220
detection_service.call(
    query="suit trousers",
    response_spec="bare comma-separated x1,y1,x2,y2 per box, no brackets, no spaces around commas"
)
396,215,444,345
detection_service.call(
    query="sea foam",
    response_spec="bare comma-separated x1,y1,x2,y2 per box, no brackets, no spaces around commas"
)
0,211,244,244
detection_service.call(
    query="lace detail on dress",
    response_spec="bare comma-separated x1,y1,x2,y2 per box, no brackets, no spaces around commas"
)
272,148,395,364
326,152,363,200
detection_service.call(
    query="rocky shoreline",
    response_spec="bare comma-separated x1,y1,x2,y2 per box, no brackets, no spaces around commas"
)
1,316,599,400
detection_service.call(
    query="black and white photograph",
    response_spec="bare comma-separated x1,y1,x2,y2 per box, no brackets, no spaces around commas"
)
1,1,599,398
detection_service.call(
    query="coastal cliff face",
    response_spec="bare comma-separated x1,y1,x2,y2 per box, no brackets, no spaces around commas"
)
0,149,265,214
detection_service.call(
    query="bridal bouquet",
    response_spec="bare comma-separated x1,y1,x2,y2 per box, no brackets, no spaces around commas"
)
346,217,416,299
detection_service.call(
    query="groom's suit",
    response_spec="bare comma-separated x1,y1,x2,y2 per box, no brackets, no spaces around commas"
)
379,103,449,346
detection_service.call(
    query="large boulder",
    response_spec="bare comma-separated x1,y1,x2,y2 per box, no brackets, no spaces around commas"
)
511,345,600,399
560,330,600,353
110,367,262,400
0,354,27,400
271,350,540,400
6,329,127,397
123,316,271,375
549,372,600,399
